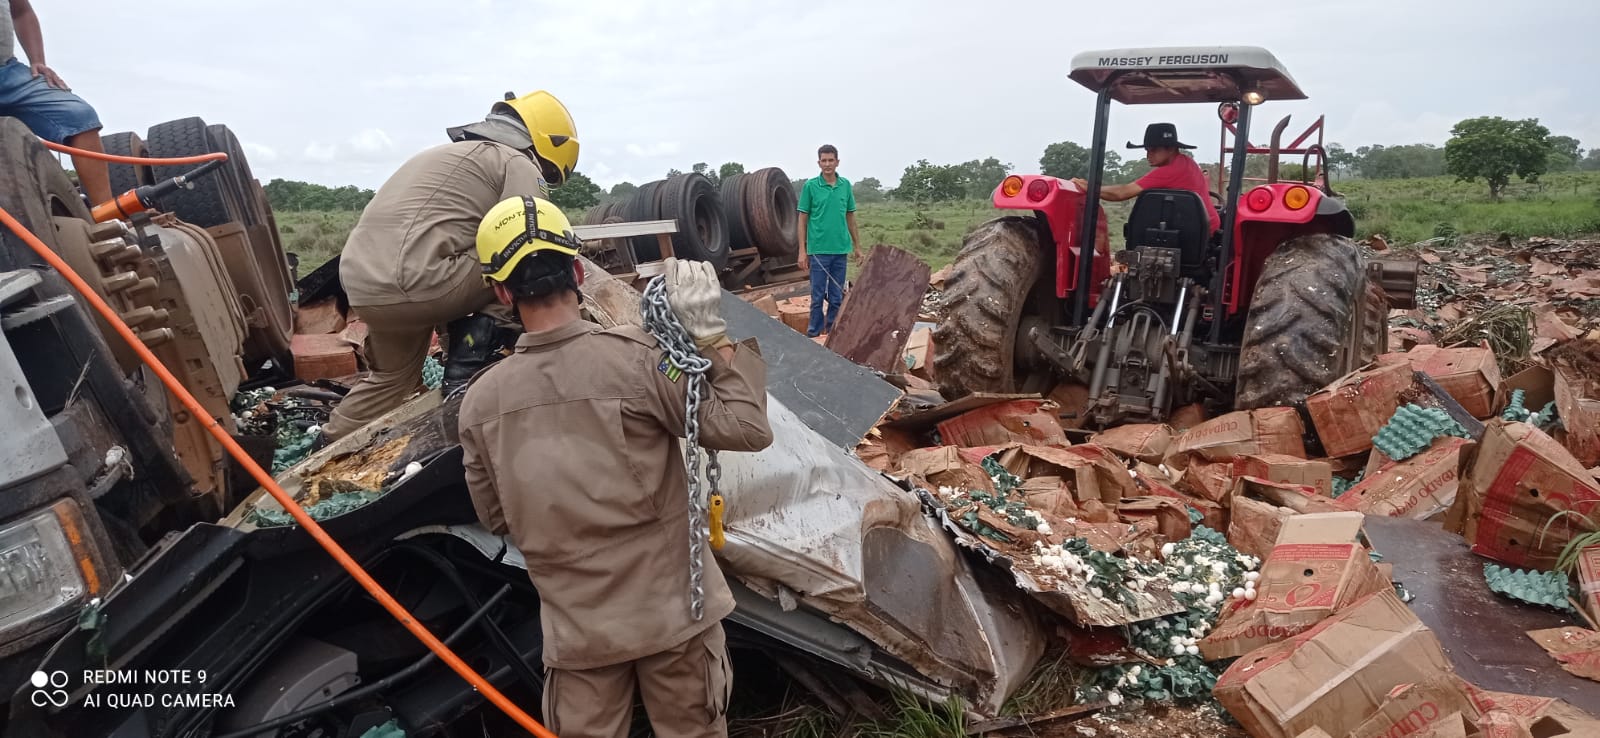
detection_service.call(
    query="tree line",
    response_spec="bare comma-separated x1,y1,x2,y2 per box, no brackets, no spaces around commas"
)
268,115,1599,214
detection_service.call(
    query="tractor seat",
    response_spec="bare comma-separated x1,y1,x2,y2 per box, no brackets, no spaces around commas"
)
1124,188,1213,278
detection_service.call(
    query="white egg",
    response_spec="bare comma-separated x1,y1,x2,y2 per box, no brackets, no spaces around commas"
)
1245,571,1261,582
1232,587,1247,599
1245,589,1259,601
1186,644,1200,656
1161,542,1176,557
1108,691,1124,706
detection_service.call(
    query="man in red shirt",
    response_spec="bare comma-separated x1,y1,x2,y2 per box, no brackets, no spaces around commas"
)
1073,123,1221,233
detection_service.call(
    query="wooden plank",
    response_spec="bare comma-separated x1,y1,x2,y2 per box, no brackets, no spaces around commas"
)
571,219,678,240
576,256,643,328
721,290,902,448
824,245,931,373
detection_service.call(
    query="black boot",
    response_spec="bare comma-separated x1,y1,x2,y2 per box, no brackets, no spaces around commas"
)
441,314,504,398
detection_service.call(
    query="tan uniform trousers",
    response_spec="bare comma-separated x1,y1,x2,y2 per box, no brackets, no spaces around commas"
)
541,623,732,738
323,266,512,439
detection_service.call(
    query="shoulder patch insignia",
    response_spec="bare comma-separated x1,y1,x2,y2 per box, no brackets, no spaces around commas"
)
657,353,683,383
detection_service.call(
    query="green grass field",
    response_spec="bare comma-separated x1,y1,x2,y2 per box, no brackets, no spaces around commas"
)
279,171,1600,277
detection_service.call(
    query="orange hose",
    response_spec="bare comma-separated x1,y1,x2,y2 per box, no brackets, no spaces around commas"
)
0,208,556,737
40,138,229,166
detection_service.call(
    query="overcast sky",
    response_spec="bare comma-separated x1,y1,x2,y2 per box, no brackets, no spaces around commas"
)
45,0,1600,191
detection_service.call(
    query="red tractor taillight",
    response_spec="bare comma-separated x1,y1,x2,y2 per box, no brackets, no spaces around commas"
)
1026,179,1051,202
1246,186,1275,212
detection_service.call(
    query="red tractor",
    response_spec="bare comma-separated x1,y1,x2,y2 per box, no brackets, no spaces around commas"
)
933,46,1416,427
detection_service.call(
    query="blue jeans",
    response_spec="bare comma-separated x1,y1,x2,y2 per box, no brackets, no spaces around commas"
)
0,58,101,143
807,254,847,336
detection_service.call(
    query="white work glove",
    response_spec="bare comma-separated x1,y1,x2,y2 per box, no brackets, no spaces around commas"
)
663,258,729,351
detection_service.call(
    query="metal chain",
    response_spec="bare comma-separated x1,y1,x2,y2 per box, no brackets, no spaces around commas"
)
640,276,720,621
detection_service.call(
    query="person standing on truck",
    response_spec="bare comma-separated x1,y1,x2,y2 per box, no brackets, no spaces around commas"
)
796,143,860,338
323,90,580,442
0,0,112,205
458,195,772,738
1072,122,1222,233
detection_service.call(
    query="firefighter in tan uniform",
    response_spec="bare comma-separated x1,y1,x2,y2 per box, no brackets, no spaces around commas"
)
457,196,773,738
324,90,580,441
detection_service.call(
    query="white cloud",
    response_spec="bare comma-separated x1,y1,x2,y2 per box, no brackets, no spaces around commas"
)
242,141,278,163
625,142,683,158
348,128,394,155
303,142,338,163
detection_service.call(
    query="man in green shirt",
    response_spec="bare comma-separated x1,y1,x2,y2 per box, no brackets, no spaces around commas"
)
796,144,860,337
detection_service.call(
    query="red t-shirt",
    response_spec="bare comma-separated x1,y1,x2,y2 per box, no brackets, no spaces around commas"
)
1137,155,1221,232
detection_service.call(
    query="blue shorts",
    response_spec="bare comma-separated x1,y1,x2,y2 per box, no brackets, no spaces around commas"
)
0,58,101,143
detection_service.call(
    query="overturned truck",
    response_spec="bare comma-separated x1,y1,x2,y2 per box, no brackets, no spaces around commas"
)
0,116,296,730
6,256,1049,736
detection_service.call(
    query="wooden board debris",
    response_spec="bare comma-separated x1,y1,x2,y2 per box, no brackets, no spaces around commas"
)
824,245,931,373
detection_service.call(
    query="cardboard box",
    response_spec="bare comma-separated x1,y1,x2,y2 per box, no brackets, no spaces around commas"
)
1200,541,1391,660
1306,362,1421,458
1500,365,1556,417
293,297,347,335
751,294,781,318
1378,345,1502,419
1578,544,1600,625
1019,476,1075,518
1213,590,1455,738
1181,458,1237,503
1061,444,1142,503
1048,382,1092,430
291,333,358,382
1274,511,1364,546
898,446,996,494
1117,496,1192,542
1416,713,1479,738
778,299,810,333
938,399,1069,448
1235,454,1333,497
1169,403,1208,432
1092,424,1174,464
1347,677,1483,738
1165,408,1307,467
1554,363,1600,467
1232,476,1343,514
1457,421,1600,569
1229,495,1298,560
1337,436,1473,520
901,326,934,379
1526,626,1600,682
1135,464,1227,531
1467,688,1600,738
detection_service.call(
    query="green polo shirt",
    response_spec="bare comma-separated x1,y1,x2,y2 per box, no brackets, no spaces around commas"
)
798,174,856,255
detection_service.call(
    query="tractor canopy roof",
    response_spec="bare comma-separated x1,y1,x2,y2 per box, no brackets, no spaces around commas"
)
1069,46,1306,105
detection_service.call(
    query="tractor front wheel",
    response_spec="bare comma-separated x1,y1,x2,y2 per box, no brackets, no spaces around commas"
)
931,216,1046,399
1235,233,1387,409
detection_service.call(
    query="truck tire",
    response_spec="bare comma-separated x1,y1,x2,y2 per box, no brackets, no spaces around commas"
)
1235,233,1385,409
659,173,729,270
145,117,238,227
101,131,153,198
719,173,752,250
931,216,1045,399
742,167,799,260
628,180,665,262
211,124,271,229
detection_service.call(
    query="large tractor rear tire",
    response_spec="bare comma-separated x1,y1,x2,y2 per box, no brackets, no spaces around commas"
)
1236,233,1387,409
931,216,1045,399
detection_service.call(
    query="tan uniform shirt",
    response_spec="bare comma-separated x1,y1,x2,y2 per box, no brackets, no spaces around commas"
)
458,320,772,669
340,141,543,307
